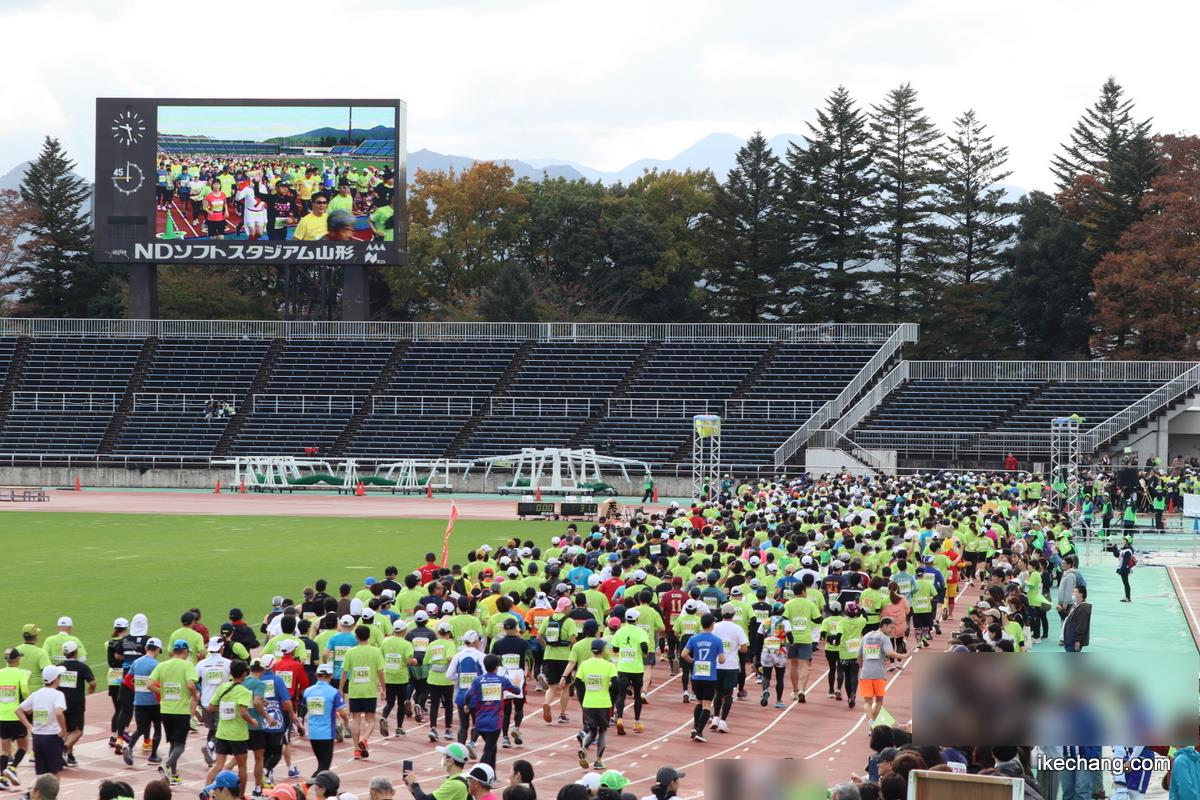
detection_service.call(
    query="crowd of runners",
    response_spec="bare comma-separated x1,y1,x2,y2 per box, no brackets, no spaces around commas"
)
3,467,1200,799
155,156,397,241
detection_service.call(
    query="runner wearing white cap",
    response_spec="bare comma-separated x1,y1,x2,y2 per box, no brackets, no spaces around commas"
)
42,619,85,667
124,637,164,766
147,639,201,785
196,637,232,767
446,630,485,760
57,641,94,767
103,617,129,751
16,666,66,778
406,609,435,726
379,618,415,738
338,625,386,760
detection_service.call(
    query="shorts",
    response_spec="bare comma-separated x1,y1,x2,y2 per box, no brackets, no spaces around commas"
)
206,220,226,236
65,709,85,733
760,650,787,669
946,583,959,598
348,698,377,714
248,730,266,751
161,713,191,744
692,681,717,702
542,659,568,684
582,707,610,732
717,670,739,692
860,679,887,699
244,212,268,228
912,612,934,629
215,737,249,756
0,719,27,739
966,552,984,564
787,643,813,661
642,652,656,667
32,733,62,775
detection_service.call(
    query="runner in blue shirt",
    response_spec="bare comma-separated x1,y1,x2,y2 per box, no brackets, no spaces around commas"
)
126,638,163,765
679,614,721,743
323,617,358,682
251,656,292,789
301,664,347,775
464,654,518,769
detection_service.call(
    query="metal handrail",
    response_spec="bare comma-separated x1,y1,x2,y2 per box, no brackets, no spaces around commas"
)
773,322,918,465
0,319,907,343
908,360,1197,382
1082,362,1200,451
133,393,238,412
10,391,121,412
830,360,911,436
488,397,593,417
808,429,887,471
370,396,480,415
251,394,359,413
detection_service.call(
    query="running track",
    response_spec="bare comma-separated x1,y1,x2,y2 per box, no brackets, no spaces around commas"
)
2,490,970,797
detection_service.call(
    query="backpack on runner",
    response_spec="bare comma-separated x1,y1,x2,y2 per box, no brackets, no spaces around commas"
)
543,614,567,647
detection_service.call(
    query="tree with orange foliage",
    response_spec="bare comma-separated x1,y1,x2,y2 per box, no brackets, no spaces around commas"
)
1092,135,1200,358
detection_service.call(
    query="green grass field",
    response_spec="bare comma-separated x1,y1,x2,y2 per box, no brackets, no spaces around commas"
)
2,512,558,657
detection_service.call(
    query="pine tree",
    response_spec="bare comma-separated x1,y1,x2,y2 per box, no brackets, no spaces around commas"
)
701,132,792,321
932,109,1016,284
480,262,539,321
869,83,943,321
784,86,877,322
1050,77,1157,254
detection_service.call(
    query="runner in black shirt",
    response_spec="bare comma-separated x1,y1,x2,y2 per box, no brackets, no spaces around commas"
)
59,642,95,766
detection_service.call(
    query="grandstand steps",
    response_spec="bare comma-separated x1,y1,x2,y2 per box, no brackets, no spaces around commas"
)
329,339,412,457
213,338,284,457
444,339,537,458
0,336,31,435
98,337,159,456
729,340,783,400
567,340,662,450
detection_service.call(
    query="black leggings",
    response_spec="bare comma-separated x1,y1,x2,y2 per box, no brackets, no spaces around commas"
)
108,686,121,734
263,732,284,772
762,665,786,701
614,672,644,721
826,651,842,692
1120,571,1131,600
130,705,162,755
840,661,860,700
456,704,472,744
428,685,454,730
478,729,500,768
380,683,410,726
310,739,334,774
1030,606,1050,640
114,684,136,735
411,675,429,711
502,697,525,735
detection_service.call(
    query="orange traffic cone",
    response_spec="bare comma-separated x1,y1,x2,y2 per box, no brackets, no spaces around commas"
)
1169,498,1175,513
534,486,542,502
74,477,81,492
214,480,222,494
652,486,659,503
240,478,247,495
426,482,433,499
355,481,366,497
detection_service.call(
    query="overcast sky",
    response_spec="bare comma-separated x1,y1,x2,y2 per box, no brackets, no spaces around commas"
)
2,0,1196,191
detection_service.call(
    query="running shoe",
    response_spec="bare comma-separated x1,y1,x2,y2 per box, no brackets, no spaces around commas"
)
761,689,769,707
577,749,589,769
428,729,438,743
379,718,389,737
593,760,604,770
512,727,523,745
202,740,215,768
774,702,786,709
251,789,265,799
542,704,552,723
122,746,134,767
465,742,477,761
690,730,706,743
615,718,625,736
737,689,747,700
358,739,370,759
633,722,645,733
353,750,363,761
2,768,16,785
682,691,690,704
848,698,856,709
0,777,11,791
557,714,569,723
147,755,162,765
717,719,729,734
157,766,168,783
835,690,843,701
168,776,183,787
444,729,454,740
394,728,406,737
502,736,511,749
264,771,275,789
797,692,806,704
65,754,77,768
143,739,153,751
288,768,301,779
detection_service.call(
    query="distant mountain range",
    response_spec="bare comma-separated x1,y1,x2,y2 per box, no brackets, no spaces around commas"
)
265,124,395,146
1,131,1026,197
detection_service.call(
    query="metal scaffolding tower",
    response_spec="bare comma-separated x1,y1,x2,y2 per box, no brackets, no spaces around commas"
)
692,414,721,501
1050,416,1082,527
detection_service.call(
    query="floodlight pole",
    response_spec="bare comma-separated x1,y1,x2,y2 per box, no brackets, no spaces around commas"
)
1050,417,1082,529
691,415,721,502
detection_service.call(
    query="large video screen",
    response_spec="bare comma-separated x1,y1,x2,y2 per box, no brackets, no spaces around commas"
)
95,98,406,265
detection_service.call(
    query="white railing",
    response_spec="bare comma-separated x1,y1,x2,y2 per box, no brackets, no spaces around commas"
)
1082,362,1200,451
773,322,918,465
722,398,821,419
488,397,593,417
0,319,907,343
134,393,237,412
10,391,120,412
830,360,911,436
808,429,887,472
251,394,359,414
852,430,1055,455
606,398,819,419
908,360,1197,382
370,395,481,416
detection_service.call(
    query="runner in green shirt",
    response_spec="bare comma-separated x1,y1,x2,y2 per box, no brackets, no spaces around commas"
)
168,612,205,664
42,618,87,666
337,626,386,759
16,626,50,692
424,623,458,741
574,639,618,770
537,607,578,724
609,611,650,734
206,660,257,791
148,640,201,784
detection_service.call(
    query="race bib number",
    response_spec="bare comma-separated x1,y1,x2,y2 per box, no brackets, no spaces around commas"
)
791,616,810,634
307,696,326,716
334,646,350,663
264,682,276,699
280,672,294,689
585,674,604,692
32,708,49,725
721,640,734,655
107,668,122,686
703,597,718,610
219,700,236,721
863,642,882,660
352,667,370,684
0,685,16,703
481,683,502,702
501,654,520,670
636,623,651,637
60,671,78,689
385,653,404,670
205,669,225,686
162,682,182,702
693,661,712,678
544,626,560,644
619,647,637,664
50,656,65,665
680,620,698,635
754,609,769,622
845,637,862,654
764,636,781,650
134,675,149,691
458,672,478,689
412,637,429,653
429,644,445,661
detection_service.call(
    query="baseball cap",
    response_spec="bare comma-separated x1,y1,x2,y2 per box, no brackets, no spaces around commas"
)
392,619,408,632
730,585,744,596
624,609,639,621
607,617,621,630
339,614,356,627
656,767,686,786
463,630,481,644
441,601,456,614
278,639,298,653
172,639,190,652
316,663,334,676
257,654,276,670
502,617,518,630
414,610,429,622
436,621,452,633
181,611,197,624
576,773,601,793
720,602,736,616
311,770,340,795
57,616,72,627
207,636,224,652
42,665,65,683
21,624,40,637
146,637,163,650
590,638,608,653
361,608,376,620
265,787,300,800
466,764,496,787
600,771,629,791
3,648,19,662
61,640,78,655
205,770,241,793
113,617,130,629
437,743,470,764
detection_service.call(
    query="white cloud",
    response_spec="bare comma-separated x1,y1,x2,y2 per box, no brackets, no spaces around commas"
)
2,0,1197,191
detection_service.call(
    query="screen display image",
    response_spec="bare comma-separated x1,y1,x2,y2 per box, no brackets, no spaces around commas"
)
96,98,406,265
